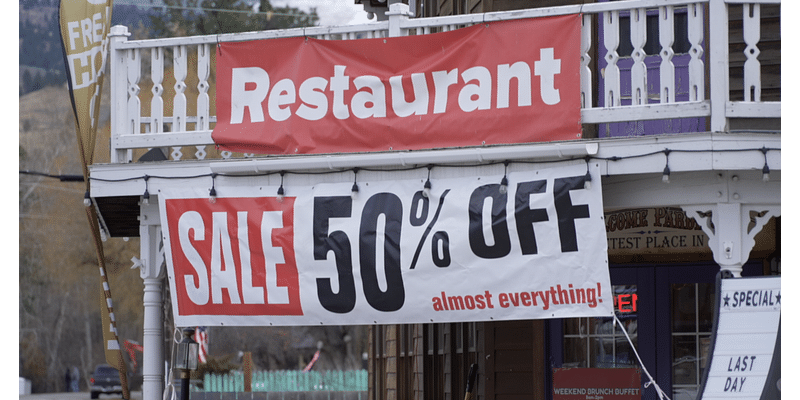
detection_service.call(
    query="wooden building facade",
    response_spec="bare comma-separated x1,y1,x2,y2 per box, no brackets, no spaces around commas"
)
89,1,780,399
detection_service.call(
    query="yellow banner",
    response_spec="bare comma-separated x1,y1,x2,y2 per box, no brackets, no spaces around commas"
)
59,2,128,398
59,0,112,177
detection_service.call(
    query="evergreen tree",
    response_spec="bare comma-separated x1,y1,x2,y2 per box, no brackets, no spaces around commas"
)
22,70,34,96
150,0,319,37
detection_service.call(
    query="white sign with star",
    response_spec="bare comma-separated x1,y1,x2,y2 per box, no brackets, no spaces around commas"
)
699,276,781,400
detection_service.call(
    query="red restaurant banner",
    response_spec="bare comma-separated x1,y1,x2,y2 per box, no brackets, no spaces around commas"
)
212,15,581,155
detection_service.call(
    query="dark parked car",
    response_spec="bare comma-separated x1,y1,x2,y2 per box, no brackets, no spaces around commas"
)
90,364,123,399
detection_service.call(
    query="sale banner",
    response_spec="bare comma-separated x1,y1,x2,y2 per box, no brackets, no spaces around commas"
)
160,163,612,326
212,15,581,155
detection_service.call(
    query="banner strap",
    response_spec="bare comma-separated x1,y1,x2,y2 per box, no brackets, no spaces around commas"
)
613,313,671,400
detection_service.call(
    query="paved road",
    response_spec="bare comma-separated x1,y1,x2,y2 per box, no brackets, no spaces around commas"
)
19,392,143,400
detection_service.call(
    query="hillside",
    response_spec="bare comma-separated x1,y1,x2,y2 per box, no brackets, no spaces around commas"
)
19,2,361,394
19,82,145,393
19,0,157,96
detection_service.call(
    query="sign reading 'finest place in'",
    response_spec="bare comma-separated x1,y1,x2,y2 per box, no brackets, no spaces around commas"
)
212,15,581,155
605,207,708,255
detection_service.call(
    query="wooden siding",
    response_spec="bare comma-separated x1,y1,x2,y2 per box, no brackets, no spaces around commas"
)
483,320,546,400
728,3,780,102
371,323,485,400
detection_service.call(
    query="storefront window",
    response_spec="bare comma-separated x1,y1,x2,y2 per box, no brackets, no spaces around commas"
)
671,282,714,400
563,285,638,368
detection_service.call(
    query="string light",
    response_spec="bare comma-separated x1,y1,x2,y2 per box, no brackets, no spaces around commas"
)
499,161,509,194
351,168,360,200
277,171,285,202
84,190,92,207
422,165,433,198
24,148,778,199
583,156,593,190
142,175,151,204
208,173,218,203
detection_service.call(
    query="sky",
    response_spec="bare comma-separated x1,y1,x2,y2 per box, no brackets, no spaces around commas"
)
270,0,374,26
116,0,377,27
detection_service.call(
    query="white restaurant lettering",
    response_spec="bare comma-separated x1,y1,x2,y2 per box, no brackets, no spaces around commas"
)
230,48,562,124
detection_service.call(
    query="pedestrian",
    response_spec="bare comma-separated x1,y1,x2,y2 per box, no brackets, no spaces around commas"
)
70,366,80,392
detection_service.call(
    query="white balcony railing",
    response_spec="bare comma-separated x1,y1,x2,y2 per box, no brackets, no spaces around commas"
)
108,0,780,163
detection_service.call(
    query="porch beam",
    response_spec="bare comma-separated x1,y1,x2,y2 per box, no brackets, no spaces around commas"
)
682,202,780,276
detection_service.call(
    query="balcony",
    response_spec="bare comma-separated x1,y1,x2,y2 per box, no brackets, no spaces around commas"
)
106,0,780,164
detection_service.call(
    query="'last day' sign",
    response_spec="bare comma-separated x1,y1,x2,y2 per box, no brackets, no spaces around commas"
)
698,275,781,400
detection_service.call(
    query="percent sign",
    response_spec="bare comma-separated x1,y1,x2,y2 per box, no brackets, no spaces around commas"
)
409,189,452,269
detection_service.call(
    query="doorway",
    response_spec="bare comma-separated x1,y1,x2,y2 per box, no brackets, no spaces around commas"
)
549,262,764,400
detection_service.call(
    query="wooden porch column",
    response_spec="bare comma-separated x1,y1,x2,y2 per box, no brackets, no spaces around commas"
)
135,201,166,400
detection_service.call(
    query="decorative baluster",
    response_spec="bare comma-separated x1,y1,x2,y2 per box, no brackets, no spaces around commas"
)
197,44,210,132
194,146,207,161
172,45,188,160
196,44,211,160
580,13,593,109
629,8,648,106
603,10,621,107
659,6,675,104
109,26,131,163
742,3,761,102
687,3,705,101
126,48,141,135
150,47,164,134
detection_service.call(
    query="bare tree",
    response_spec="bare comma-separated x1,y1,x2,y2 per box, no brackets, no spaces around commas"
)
20,84,144,393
